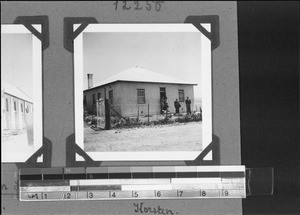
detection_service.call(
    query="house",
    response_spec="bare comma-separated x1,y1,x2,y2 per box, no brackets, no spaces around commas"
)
83,66,197,117
1,81,33,131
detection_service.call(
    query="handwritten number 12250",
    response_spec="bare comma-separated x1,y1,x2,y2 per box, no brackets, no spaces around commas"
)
113,1,164,12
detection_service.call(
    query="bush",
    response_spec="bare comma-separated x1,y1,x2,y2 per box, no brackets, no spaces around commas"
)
85,115,93,125
88,112,202,129
175,113,202,123
91,117,97,126
112,117,127,128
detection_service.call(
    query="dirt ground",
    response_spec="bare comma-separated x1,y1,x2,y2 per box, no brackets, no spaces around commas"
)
84,121,202,152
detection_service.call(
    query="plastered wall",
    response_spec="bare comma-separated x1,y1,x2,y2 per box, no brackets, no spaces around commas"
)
1,1,241,214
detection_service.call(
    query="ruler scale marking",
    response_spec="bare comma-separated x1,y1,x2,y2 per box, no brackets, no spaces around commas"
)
20,165,246,201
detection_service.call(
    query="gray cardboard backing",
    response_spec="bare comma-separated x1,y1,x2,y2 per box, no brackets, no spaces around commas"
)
1,1,241,214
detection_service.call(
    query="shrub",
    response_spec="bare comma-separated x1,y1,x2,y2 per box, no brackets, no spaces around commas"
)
92,113,202,129
90,117,97,126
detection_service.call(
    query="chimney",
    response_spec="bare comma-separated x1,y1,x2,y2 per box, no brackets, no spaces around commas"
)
87,74,93,89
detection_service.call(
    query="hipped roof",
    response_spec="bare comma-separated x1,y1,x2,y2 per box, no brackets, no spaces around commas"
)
86,66,197,91
1,81,33,103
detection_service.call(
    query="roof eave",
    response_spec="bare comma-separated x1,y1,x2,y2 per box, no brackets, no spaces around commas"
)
84,80,197,91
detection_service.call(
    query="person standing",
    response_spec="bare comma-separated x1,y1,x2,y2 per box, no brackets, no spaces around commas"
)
174,99,181,115
160,97,164,114
164,97,169,112
185,97,191,114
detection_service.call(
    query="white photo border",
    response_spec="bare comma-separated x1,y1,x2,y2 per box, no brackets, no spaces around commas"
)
74,23,212,161
1,24,43,162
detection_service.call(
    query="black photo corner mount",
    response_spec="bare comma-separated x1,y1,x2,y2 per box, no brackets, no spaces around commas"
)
66,134,102,167
13,15,49,50
16,137,52,169
64,17,98,53
185,134,220,166
185,15,220,50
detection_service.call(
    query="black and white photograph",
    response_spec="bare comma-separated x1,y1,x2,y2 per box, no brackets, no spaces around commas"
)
1,25,43,162
1,1,299,214
74,24,212,160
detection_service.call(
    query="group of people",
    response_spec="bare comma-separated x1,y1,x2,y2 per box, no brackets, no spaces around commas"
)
160,97,192,115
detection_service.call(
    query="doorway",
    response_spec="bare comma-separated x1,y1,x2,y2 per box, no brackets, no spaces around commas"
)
160,87,166,114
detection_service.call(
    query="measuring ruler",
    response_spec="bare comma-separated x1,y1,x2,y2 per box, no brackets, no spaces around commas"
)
19,166,246,201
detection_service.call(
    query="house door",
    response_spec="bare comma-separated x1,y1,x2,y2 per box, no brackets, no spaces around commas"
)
160,87,166,114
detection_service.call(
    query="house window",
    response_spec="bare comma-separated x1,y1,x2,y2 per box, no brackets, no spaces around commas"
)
6,98,9,111
178,90,184,102
97,93,101,101
13,101,17,111
92,94,96,105
21,103,24,112
137,89,146,104
109,90,113,104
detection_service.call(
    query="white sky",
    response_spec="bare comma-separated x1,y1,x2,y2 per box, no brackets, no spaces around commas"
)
1,33,33,98
83,32,203,99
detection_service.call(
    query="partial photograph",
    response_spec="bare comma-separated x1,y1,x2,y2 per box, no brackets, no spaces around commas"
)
1,25,42,162
74,24,212,160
